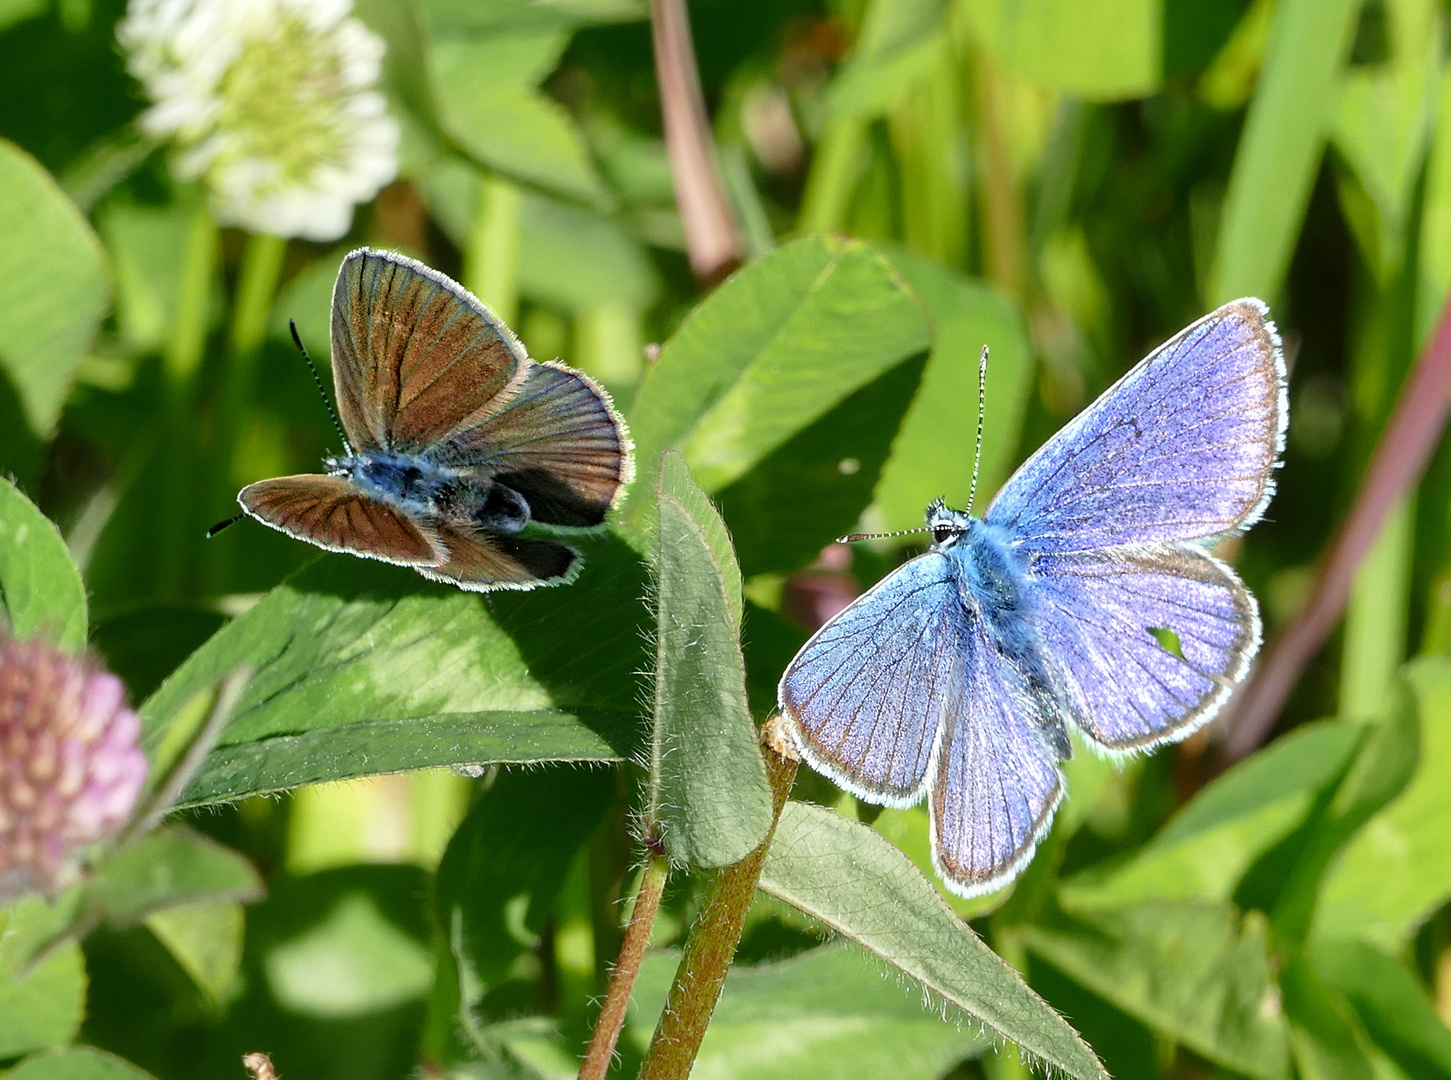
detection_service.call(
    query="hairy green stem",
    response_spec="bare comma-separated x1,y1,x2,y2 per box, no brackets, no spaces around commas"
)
635,733,798,1080
578,855,669,1080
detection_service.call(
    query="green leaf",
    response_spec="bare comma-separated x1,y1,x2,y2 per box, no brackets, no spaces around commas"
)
516,194,661,313
97,199,194,355
626,237,932,514
0,478,87,653
870,804,1013,920
1023,900,1290,1080
759,801,1106,1079
1281,954,1377,1080
255,865,435,1019
874,248,1035,531
1328,0,1440,280
435,767,614,1004
0,139,110,457
824,0,948,121
1061,721,1361,908
432,38,608,206
0,899,85,1058
960,0,1161,101
353,0,445,160
1,1048,159,1080
0,0,47,34
1313,658,1451,946
626,943,987,1080
1210,0,1361,303
1312,938,1451,1078
716,353,925,579
84,827,262,927
139,532,649,806
647,454,772,866
143,901,245,1005
426,0,644,35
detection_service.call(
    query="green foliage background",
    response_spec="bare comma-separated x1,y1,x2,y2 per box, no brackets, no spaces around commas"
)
3,0,1451,1078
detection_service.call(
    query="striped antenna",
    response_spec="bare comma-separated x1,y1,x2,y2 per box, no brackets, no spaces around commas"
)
967,344,989,515
291,320,352,456
837,525,934,544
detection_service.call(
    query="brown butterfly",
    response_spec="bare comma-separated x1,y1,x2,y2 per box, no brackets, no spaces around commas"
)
230,248,633,590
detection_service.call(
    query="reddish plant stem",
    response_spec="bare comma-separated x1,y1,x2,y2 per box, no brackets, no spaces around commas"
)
578,854,670,1080
651,0,742,284
635,727,799,1080
1224,291,1451,761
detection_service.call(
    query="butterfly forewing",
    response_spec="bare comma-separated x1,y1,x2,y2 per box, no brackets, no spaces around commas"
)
778,553,964,805
441,362,631,527
332,249,525,453
987,299,1285,552
239,476,444,566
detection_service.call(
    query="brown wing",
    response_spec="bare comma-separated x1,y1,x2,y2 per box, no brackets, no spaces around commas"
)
330,248,525,453
440,362,632,527
238,475,444,566
417,523,580,592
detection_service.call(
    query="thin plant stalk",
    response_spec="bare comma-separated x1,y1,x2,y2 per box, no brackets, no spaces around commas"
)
635,731,798,1080
969,45,1027,300
465,173,522,326
578,854,670,1080
798,120,865,235
1224,291,1451,760
230,232,288,357
206,231,287,591
651,0,742,283
158,202,219,596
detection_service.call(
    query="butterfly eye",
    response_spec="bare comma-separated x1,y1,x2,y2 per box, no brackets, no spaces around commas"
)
932,526,956,545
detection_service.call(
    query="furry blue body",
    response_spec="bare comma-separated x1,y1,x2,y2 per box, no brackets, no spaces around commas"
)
331,451,530,535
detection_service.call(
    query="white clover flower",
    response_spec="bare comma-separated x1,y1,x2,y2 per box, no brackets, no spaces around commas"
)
118,0,399,241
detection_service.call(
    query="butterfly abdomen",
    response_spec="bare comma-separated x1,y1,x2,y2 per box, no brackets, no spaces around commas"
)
952,521,1072,758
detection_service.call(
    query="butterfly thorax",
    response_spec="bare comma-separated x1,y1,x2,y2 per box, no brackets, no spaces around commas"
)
329,451,532,535
931,505,1073,759
932,514,1032,640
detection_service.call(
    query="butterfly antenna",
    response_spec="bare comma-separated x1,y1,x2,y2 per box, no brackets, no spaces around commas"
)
290,320,352,456
205,514,244,538
966,345,989,516
837,525,934,544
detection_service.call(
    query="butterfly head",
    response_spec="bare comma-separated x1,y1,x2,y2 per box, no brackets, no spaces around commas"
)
926,499,973,549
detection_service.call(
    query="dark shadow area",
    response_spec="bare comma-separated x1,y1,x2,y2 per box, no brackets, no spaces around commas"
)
715,350,929,579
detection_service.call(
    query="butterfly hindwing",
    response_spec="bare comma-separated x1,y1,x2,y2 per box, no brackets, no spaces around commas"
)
779,553,963,804
417,524,579,592
987,299,1286,552
331,248,525,453
238,475,443,566
439,361,631,527
930,620,1064,897
1031,545,1259,752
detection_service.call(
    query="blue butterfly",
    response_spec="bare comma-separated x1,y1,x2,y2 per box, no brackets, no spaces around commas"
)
778,299,1287,897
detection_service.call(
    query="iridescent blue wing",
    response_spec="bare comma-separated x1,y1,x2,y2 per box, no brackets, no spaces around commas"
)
986,299,1286,553
930,620,1064,897
332,248,525,453
778,553,963,804
437,361,632,528
1031,546,1258,752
